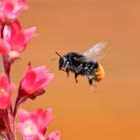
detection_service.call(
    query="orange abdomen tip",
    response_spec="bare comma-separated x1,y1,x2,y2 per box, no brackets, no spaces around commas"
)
95,64,105,82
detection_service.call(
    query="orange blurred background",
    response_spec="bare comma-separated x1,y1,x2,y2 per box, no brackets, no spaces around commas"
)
11,0,140,140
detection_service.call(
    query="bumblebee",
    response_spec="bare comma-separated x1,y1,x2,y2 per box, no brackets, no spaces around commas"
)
56,42,106,86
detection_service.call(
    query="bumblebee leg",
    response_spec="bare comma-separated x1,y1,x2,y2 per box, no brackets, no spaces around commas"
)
66,68,70,77
88,78,93,86
75,73,79,83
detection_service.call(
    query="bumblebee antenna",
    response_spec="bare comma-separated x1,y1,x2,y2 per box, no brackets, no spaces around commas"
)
55,52,61,57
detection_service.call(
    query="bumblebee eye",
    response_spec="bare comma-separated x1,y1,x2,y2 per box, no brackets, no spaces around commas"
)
59,58,64,69
59,57,67,69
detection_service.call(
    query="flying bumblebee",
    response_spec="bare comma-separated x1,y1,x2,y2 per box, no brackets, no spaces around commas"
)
56,42,106,86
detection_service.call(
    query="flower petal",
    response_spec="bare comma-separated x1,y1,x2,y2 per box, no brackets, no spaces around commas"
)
48,131,61,140
0,39,10,55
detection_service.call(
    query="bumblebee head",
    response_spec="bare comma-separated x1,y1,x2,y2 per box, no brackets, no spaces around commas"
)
55,52,67,70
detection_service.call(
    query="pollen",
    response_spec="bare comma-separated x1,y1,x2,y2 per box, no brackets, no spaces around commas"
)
23,121,37,136
95,64,105,81
12,0,20,11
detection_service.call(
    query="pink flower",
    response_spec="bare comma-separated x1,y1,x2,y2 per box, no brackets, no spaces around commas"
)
18,108,53,140
3,20,36,52
0,0,28,23
0,20,36,59
0,73,14,109
4,20,36,52
20,64,54,96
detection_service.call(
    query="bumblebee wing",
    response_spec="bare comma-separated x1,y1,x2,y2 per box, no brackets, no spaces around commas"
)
83,42,107,60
